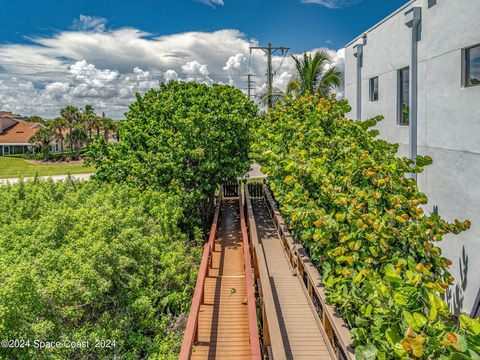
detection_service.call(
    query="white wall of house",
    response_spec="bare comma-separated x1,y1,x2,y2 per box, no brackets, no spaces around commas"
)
344,0,480,316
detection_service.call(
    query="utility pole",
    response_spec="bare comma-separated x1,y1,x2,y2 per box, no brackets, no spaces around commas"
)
247,74,256,100
250,43,290,109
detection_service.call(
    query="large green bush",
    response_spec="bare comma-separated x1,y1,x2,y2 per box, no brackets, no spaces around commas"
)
87,81,257,229
0,179,201,359
252,96,479,359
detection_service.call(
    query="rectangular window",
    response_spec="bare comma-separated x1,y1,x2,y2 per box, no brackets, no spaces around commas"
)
369,77,379,101
465,44,480,87
398,67,409,126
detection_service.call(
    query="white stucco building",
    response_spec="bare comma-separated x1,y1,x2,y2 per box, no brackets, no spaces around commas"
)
344,0,480,317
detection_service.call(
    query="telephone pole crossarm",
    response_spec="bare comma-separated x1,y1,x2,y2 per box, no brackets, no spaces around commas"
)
249,43,290,109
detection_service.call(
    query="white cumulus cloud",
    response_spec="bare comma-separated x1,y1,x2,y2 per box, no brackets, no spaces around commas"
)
164,70,179,82
223,53,246,72
0,18,344,118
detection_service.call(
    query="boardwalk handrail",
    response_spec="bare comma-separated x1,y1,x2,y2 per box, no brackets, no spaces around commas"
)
179,192,222,360
263,184,356,360
245,184,287,360
239,184,262,360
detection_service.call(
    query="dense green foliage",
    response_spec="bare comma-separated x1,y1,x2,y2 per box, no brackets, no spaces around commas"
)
0,179,201,359
252,96,480,359
87,81,257,228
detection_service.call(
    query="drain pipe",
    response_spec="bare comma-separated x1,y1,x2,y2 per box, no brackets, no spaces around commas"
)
405,7,422,181
353,43,364,121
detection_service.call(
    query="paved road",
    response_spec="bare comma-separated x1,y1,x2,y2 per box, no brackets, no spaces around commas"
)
0,173,94,185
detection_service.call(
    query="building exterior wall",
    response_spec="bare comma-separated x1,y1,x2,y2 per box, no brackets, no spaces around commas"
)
344,0,480,316
0,145,30,156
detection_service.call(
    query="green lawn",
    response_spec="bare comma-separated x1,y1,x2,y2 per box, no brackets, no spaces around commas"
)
0,157,95,179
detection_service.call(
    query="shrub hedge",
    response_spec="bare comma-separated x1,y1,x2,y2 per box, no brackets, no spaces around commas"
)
252,96,479,359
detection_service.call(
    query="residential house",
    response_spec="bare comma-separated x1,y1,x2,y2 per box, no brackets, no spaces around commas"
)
0,111,44,155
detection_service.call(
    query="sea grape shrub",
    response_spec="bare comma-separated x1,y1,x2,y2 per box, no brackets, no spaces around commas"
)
251,96,479,359
87,81,257,229
0,179,202,359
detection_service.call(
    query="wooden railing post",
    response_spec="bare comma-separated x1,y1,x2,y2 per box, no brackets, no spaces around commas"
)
179,194,222,360
239,182,262,360
245,184,287,360
323,312,334,343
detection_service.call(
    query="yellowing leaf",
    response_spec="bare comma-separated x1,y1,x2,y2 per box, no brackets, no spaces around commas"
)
313,219,323,228
284,175,294,185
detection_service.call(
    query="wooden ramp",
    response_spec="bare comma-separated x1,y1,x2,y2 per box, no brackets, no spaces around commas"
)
192,200,251,359
182,183,353,359
180,190,260,360
249,194,336,360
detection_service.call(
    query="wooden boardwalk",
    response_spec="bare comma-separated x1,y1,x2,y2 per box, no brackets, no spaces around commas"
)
181,184,352,359
251,198,335,359
191,199,253,360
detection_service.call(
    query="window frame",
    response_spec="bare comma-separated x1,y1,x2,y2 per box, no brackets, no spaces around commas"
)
464,43,480,88
369,76,379,102
397,67,410,126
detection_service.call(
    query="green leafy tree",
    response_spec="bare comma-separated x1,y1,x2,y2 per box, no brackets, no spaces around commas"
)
287,50,342,98
252,95,478,359
87,81,257,229
0,180,202,359
24,115,44,123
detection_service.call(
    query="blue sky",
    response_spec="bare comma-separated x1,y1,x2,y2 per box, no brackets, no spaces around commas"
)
0,0,408,117
2,0,406,51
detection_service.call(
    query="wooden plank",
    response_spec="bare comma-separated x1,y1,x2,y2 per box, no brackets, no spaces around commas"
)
263,184,356,359
187,197,258,360
249,193,336,359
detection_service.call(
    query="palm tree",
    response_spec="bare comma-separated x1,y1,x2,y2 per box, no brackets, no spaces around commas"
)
287,50,342,98
67,126,88,159
60,105,82,134
101,117,115,142
84,104,95,116
256,86,286,108
82,105,101,140
29,127,55,158
50,117,67,152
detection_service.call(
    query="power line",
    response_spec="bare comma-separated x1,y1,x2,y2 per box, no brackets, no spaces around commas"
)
250,43,289,109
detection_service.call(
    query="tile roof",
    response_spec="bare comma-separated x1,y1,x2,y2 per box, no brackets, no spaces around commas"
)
0,111,23,120
0,121,44,144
